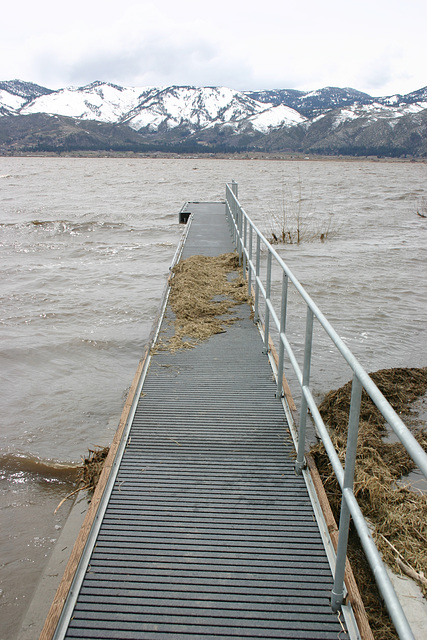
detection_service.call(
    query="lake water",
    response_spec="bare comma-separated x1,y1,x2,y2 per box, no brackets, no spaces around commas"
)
0,156,426,638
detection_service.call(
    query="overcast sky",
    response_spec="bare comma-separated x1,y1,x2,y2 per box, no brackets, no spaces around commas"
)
2,0,425,96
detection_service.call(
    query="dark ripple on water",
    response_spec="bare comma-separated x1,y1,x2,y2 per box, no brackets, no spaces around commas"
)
0,452,78,484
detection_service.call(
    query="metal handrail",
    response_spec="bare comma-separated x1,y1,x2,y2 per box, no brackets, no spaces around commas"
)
226,181,427,640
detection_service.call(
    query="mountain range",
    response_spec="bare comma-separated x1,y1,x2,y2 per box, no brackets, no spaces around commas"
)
1,80,426,156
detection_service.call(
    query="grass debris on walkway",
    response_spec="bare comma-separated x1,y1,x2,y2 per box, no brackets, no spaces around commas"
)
162,252,251,351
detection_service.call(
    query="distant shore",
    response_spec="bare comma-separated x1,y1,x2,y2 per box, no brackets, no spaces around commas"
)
1,150,426,162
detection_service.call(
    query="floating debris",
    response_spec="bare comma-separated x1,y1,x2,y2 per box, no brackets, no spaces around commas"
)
54,446,110,513
77,446,110,491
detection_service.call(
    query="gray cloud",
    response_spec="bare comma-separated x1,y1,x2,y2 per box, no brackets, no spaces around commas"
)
3,0,426,95
34,34,254,90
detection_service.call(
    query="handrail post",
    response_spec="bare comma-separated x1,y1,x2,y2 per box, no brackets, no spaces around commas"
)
295,307,314,474
254,235,261,323
248,225,253,297
243,216,247,274
234,203,239,249
238,204,243,264
331,374,363,611
230,180,238,199
226,184,236,248
225,185,232,244
231,180,239,255
263,251,272,354
276,272,288,398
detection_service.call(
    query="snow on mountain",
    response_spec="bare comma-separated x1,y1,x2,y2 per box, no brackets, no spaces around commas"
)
1,80,427,150
244,103,307,133
332,100,427,127
245,89,305,108
0,80,53,115
0,80,53,100
377,86,427,107
247,86,373,118
382,95,400,106
123,86,274,132
21,81,155,123
4,81,305,134
0,89,25,113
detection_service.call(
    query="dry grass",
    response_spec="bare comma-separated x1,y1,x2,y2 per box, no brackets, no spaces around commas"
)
160,252,251,351
311,367,427,639
55,445,110,511
77,446,110,491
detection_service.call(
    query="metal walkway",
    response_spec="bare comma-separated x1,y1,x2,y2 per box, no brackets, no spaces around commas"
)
55,203,350,639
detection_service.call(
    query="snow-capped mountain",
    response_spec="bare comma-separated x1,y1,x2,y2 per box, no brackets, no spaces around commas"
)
1,79,425,134
378,86,427,106
11,81,306,134
0,80,310,135
1,79,426,156
0,80,53,116
121,85,301,132
246,87,373,118
241,104,307,133
330,100,427,128
21,81,155,123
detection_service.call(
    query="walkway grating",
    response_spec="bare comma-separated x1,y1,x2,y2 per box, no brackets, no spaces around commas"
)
60,203,349,639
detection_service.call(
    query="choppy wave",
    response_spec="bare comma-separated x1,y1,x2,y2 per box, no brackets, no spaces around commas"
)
0,221,107,241
28,219,132,235
0,219,178,239
0,452,78,482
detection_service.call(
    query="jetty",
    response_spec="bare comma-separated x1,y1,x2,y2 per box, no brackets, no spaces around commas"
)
38,183,427,640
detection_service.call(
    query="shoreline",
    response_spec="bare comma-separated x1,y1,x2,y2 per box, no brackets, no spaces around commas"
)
1,151,426,162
